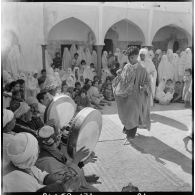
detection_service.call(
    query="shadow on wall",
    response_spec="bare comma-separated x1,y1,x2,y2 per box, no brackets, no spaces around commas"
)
128,134,192,175
151,113,189,131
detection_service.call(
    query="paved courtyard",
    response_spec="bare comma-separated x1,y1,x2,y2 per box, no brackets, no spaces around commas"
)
83,102,192,192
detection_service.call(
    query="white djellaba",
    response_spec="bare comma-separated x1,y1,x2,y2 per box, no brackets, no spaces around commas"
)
91,50,98,71
85,47,92,67
62,47,72,71
5,45,23,80
185,48,192,69
70,44,77,59
158,55,174,83
172,53,179,82
178,51,186,81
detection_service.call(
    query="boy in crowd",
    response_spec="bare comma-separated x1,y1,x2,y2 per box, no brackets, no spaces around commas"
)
171,81,183,103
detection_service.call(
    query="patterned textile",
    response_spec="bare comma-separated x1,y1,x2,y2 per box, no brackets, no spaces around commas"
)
112,63,137,98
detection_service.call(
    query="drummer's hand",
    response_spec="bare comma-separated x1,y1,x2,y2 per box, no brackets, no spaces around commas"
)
73,147,90,165
83,152,97,165
46,119,56,128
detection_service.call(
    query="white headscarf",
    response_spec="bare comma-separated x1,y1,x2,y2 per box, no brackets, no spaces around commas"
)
172,53,179,81
158,55,174,82
91,50,97,70
102,51,108,69
62,47,72,71
167,49,174,64
178,51,186,77
185,48,192,69
3,70,13,85
70,44,77,59
85,47,92,67
6,132,39,169
3,109,14,128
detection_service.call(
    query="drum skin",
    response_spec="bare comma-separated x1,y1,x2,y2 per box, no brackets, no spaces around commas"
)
67,107,102,161
44,94,76,129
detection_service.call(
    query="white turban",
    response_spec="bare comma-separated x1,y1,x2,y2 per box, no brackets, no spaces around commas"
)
3,109,14,128
6,132,39,169
155,49,162,55
14,102,31,119
26,97,39,106
38,125,55,138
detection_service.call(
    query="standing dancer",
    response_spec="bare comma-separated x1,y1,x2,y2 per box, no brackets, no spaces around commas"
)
112,46,151,139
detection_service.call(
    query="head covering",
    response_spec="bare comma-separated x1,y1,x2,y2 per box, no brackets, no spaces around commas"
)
155,49,162,55
19,72,27,81
167,49,174,64
14,102,31,119
38,125,55,139
26,97,39,106
138,48,148,62
3,70,13,85
185,48,192,69
3,109,14,128
6,132,39,169
148,50,154,60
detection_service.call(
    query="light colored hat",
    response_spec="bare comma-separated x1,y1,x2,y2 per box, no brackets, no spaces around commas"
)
38,125,55,138
14,102,31,119
3,109,14,128
6,132,39,169
26,97,39,106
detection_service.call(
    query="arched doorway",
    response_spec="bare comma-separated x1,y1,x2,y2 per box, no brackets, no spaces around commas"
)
47,17,96,59
152,25,191,52
103,19,145,54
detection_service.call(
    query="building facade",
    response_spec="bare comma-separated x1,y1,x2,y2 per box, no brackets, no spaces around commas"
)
2,2,192,73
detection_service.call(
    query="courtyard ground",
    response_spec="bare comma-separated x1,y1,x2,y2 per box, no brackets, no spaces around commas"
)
83,102,193,192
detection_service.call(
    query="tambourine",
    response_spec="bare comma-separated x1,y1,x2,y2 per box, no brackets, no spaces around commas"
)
67,107,102,161
44,95,102,161
44,94,76,129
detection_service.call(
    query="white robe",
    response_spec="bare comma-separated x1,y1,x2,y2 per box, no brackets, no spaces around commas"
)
155,80,173,105
178,51,186,80
91,50,98,70
70,44,77,59
158,55,174,83
62,47,72,71
5,45,22,80
172,53,179,82
185,48,192,69
3,166,48,192
85,48,92,67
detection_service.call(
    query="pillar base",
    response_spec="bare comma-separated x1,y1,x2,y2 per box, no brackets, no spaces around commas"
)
94,45,104,78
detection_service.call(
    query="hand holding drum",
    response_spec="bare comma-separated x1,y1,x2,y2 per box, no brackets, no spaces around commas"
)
44,95,102,162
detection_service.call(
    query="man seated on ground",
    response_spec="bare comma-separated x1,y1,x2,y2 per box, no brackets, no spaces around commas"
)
3,132,79,192
38,69,47,86
3,109,16,171
11,102,37,135
36,125,99,192
75,89,93,112
10,91,24,113
155,79,174,105
103,83,115,101
171,81,183,103
182,68,192,108
36,91,51,118
17,79,26,100
26,97,44,130
87,80,111,109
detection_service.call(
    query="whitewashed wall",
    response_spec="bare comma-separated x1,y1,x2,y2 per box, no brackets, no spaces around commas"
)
2,2,44,73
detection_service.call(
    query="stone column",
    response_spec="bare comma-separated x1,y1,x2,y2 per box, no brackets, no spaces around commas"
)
41,45,47,70
95,45,104,78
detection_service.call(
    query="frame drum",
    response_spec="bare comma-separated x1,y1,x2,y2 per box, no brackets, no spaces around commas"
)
44,94,76,130
67,107,102,161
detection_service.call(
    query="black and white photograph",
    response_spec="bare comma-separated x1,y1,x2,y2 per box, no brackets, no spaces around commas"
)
1,1,193,193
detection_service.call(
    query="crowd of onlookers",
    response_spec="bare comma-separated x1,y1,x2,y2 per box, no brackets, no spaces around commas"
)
2,45,192,192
